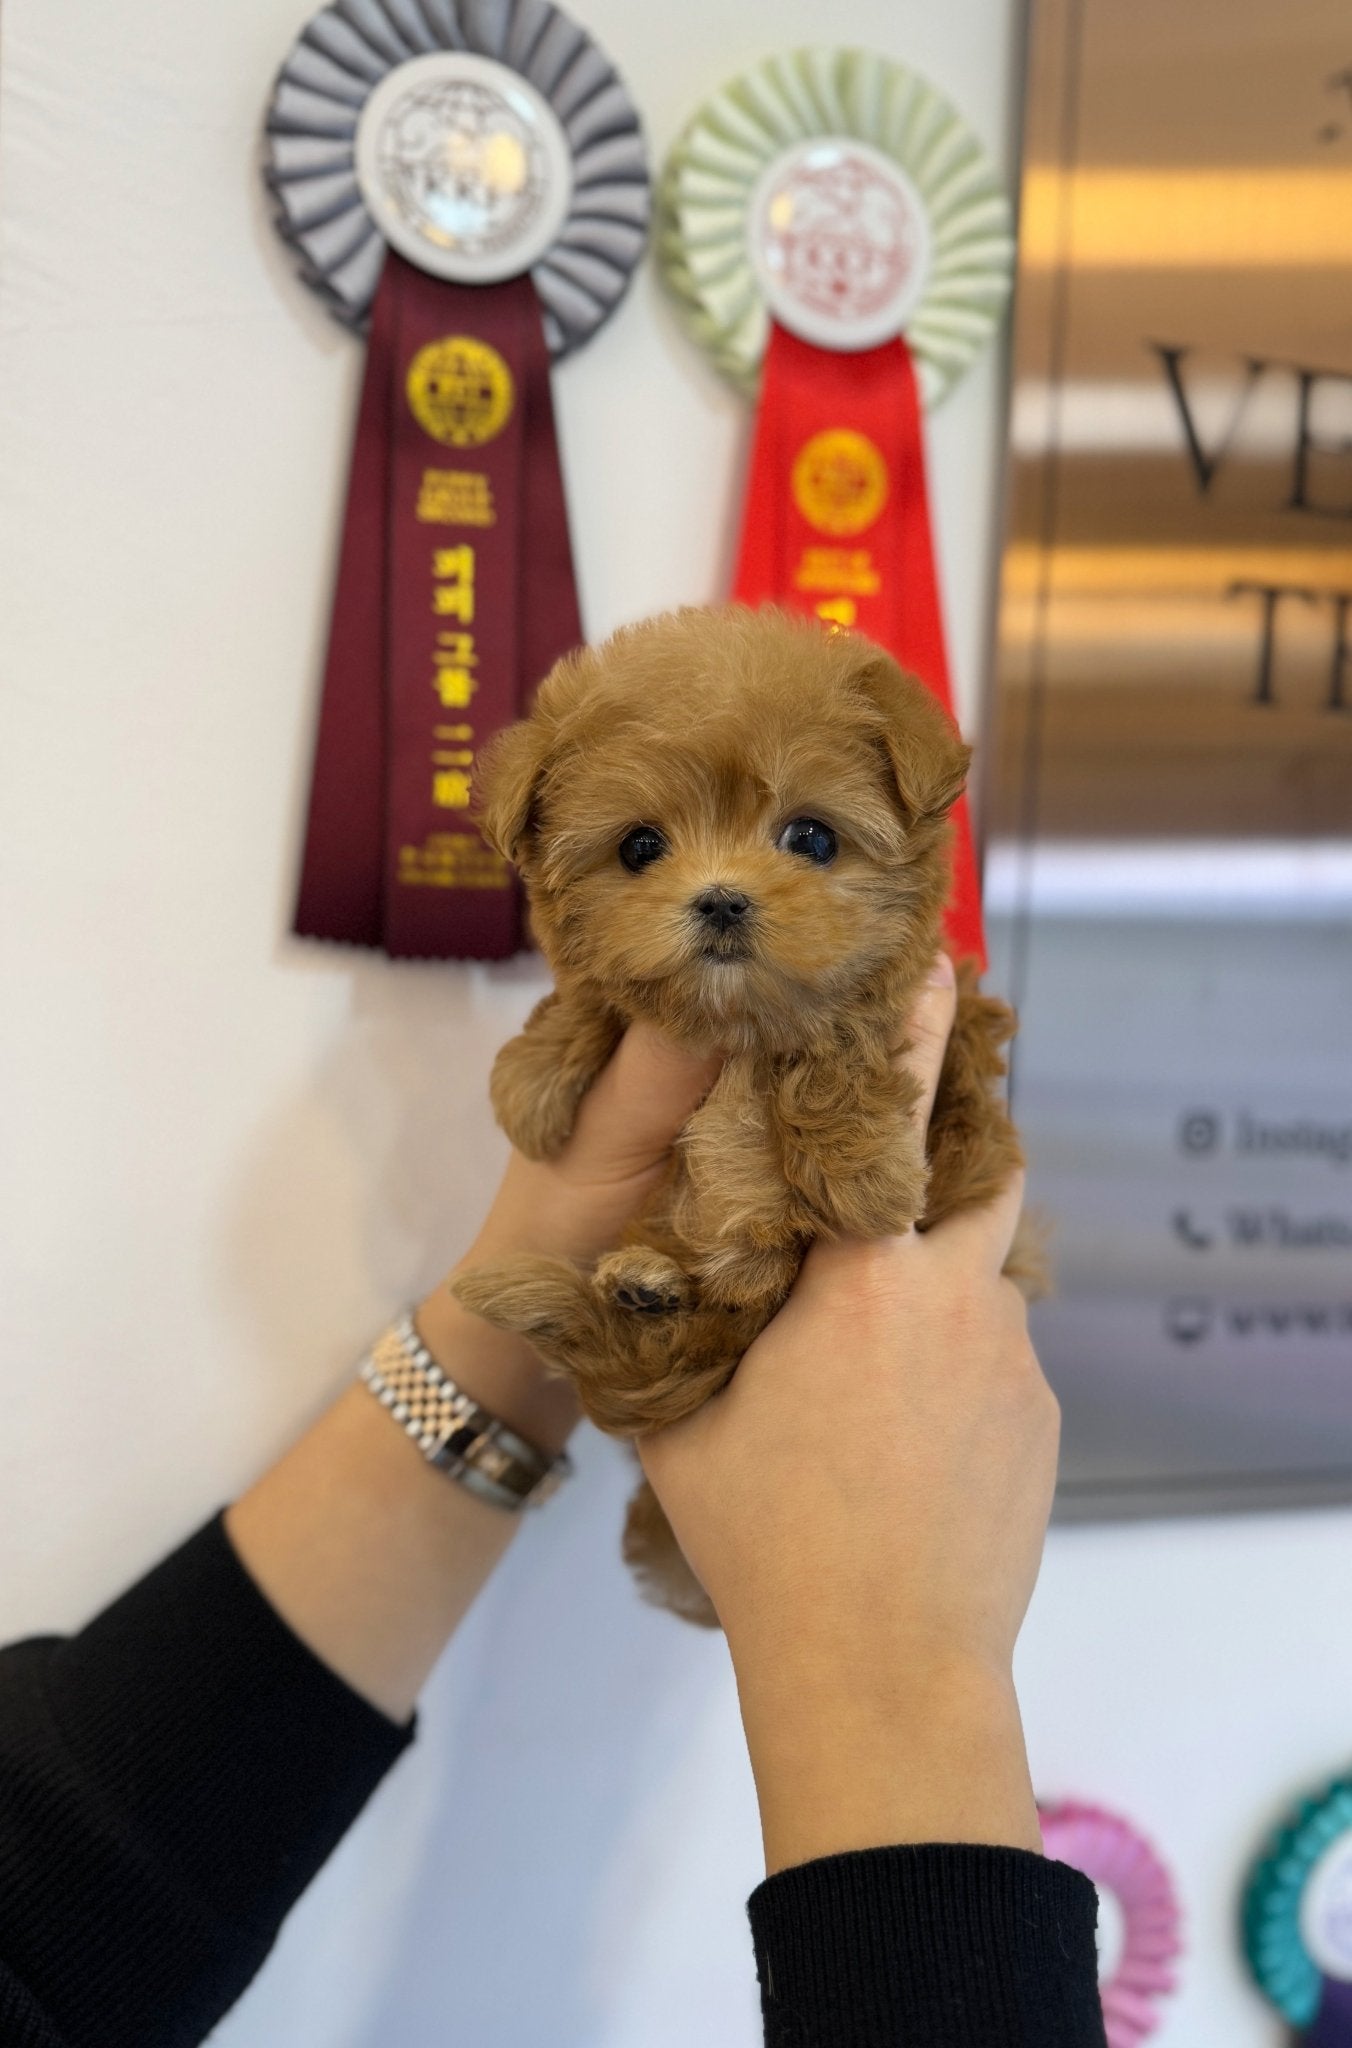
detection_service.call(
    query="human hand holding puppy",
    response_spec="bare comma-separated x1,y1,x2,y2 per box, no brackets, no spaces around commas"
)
228,940,1051,1870
452,955,1053,1871
639,951,1056,1872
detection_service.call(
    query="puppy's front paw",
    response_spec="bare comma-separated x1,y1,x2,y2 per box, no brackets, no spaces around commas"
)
488,995,622,1161
490,1038,583,1160
450,1255,600,1363
594,1248,697,1316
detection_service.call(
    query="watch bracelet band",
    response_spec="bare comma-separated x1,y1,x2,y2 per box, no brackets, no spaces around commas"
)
359,1312,572,1512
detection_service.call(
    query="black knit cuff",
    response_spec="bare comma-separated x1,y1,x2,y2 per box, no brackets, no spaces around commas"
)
0,1968,64,2048
0,1512,415,2046
748,1843,1107,2047
43,1511,414,1924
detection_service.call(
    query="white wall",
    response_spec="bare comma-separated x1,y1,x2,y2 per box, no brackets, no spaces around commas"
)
0,2,1340,2042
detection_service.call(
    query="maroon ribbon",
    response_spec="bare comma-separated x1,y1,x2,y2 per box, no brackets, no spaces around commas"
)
293,250,581,959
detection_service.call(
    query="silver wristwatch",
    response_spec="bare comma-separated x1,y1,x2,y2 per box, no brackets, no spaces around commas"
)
359,1313,572,1512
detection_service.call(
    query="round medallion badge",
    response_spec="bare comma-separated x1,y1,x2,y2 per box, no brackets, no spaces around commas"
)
355,52,573,286
751,139,932,352
405,335,515,448
790,429,889,536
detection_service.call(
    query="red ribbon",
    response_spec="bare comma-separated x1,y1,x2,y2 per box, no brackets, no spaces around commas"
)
293,251,581,959
732,319,986,968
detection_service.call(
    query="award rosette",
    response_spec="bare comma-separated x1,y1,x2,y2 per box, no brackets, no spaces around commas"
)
658,50,1014,967
264,0,649,958
1039,1800,1183,2048
1244,1773,1352,2044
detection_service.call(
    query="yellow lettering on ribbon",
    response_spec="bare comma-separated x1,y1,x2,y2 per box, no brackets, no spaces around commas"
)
398,834,512,890
416,469,497,527
793,547,882,597
432,544,475,621
434,629,477,708
432,769,473,809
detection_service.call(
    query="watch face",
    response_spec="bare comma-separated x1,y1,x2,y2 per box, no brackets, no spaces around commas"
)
1302,1833,1352,1981
749,137,933,352
354,50,574,284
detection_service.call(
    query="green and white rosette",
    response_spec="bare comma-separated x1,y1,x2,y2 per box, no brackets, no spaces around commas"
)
656,46,1015,406
1245,1773,1352,2042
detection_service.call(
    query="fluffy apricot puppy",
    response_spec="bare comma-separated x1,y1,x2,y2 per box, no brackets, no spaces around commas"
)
453,605,1024,1625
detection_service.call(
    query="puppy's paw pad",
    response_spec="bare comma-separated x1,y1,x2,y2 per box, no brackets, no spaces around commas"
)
594,1250,696,1316
615,1282,683,1314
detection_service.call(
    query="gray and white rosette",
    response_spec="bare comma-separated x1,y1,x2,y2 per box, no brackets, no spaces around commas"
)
657,47,1014,406
264,0,650,356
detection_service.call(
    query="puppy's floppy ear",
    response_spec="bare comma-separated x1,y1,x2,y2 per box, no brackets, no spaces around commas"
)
475,716,549,864
850,653,971,823
475,646,596,862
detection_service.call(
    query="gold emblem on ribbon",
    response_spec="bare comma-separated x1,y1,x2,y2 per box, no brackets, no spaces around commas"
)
791,428,889,537
407,337,515,448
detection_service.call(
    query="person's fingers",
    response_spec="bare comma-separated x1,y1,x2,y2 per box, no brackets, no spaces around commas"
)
781,958,959,1293
566,1021,723,1181
896,953,957,1140
929,1165,1029,1275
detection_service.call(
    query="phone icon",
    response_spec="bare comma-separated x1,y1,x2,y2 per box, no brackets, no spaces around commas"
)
1172,1209,1213,1251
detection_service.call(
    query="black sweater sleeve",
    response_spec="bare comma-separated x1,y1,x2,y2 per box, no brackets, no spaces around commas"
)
748,1841,1108,2046
0,1514,412,2048
0,1516,1106,2048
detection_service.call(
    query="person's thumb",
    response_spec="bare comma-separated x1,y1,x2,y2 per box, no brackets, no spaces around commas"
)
566,1022,723,1183
897,952,958,1141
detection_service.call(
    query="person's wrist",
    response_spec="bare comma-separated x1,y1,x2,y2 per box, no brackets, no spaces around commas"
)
415,1274,579,1456
734,1643,1042,1873
429,1151,632,1452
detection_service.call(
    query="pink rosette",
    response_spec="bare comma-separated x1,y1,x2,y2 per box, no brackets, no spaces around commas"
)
1040,1799,1183,2048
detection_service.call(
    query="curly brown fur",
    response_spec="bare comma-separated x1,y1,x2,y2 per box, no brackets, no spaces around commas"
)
451,605,1026,1626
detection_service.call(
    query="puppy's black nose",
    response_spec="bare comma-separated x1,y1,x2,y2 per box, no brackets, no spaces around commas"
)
693,886,751,932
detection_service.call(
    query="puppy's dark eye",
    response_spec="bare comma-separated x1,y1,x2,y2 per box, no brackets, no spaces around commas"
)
618,825,667,873
778,817,838,865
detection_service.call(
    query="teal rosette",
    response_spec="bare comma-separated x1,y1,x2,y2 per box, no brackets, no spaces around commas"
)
1244,1774,1352,2031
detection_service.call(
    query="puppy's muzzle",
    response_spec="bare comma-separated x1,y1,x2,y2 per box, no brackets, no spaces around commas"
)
693,885,750,932
692,885,753,958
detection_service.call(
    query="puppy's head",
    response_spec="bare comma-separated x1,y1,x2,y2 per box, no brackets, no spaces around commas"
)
478,606,968,1047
